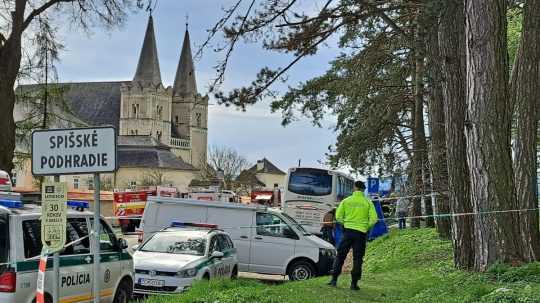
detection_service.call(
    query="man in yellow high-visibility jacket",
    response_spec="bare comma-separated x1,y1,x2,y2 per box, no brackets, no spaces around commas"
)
328,180,378,290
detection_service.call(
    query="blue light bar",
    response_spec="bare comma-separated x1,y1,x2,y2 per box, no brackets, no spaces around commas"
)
171,221,185,227
67,200,89,209
0,199,23,209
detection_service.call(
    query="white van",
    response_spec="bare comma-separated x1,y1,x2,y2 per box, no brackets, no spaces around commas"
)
140,197,336,281
0,202,133,303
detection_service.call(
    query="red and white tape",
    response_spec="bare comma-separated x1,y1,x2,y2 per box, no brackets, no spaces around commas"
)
36,255,47,303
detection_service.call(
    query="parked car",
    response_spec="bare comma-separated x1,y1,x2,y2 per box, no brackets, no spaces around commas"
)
0,201,133,303
0,170,12,192
133,222,238,295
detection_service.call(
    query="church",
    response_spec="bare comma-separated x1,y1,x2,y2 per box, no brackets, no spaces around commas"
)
13,15,208,192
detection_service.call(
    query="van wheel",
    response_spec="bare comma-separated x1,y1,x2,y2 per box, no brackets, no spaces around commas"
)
113,279,132,303
231,266,238,279
288,260,315,281
202,272,210,280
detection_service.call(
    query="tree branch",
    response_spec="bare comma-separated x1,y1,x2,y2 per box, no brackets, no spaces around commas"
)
22,0,74,32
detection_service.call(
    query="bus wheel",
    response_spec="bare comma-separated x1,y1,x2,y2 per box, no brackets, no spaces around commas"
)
113,279,132,303
288,260,315,281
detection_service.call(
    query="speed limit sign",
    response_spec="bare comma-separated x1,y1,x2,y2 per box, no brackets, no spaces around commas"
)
41,182,68,251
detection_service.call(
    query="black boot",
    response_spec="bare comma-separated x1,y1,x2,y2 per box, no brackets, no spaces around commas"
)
350,280,360,291
327,279,337,287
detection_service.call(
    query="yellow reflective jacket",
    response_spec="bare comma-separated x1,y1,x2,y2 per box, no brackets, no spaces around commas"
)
336,191,378,233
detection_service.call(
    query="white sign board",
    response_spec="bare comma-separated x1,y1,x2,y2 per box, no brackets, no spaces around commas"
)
41,182,67,251
32,127,117,175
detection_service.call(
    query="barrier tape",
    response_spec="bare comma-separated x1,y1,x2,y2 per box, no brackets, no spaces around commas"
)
36,254,47,303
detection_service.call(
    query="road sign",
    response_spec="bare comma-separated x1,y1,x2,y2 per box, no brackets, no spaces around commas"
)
31,126,117,175
41,182,68,251
367,177,380,194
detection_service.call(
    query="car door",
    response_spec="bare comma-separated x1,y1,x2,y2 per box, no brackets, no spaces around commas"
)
249,212,297,275
21,218,94,303
220,234,236,278
90,219,122,303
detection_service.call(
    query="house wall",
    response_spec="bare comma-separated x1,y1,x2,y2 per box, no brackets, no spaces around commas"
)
256,173,286,189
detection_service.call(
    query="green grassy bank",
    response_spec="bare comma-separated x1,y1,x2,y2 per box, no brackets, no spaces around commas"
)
144,229,540,303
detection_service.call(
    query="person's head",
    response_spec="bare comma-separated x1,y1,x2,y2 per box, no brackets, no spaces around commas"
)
354,180,366,192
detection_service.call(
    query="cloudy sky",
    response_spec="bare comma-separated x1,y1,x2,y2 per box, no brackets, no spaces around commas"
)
54,0,340,172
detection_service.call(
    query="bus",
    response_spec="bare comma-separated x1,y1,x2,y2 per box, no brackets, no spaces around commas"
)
282,167,355,235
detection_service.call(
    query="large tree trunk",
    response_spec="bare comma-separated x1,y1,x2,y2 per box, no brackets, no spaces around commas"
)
411,10,430,228
465,0,525,271
511,0,540,262
438,0,475,269
0,0,26,175
426,16,451,239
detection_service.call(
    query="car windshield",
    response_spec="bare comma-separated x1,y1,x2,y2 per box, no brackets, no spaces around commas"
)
140,232,206,256
0,213,8,264
280,212,310,235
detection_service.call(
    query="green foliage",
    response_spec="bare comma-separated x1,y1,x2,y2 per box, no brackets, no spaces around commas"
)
143,229,540,303
507,8,523,65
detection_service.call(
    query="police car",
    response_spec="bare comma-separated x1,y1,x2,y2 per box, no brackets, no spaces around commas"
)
0,199,134,303
133,222,238,295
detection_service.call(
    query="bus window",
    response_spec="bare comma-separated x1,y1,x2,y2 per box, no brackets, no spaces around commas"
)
288,168,332,196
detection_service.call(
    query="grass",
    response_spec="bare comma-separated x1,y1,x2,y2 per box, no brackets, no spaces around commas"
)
143,229,540,303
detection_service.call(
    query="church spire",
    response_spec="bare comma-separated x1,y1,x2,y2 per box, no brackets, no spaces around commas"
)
173,27,197,96
133,15,162,86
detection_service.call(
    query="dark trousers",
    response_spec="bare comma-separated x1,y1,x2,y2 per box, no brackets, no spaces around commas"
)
331,228,367,285
398,211,407,229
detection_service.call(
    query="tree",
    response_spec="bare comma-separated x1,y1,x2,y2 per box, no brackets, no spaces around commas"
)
465,0,524,270
207,145,250,189
438,0,475,268
510,0,540,262
140,169,171,187
0,0,144,174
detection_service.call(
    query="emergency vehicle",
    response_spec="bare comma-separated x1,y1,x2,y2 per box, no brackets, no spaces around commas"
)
0,199,134,303
132,222,238,295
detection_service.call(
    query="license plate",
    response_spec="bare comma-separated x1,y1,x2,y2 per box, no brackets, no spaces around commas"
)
139,278,165,287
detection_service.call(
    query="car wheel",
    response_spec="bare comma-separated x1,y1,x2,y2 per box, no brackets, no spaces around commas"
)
113,279,132,303
288,260,315,281
231,266,238,279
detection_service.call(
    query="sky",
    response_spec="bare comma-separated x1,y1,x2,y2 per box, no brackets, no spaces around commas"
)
53,0,340,172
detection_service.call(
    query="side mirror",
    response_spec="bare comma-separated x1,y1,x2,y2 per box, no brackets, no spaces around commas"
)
211,251,224,259
131,244,140,251
284,227,298,240
118,238,129,250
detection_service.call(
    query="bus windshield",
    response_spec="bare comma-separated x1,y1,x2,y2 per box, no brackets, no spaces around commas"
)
288,168,332,196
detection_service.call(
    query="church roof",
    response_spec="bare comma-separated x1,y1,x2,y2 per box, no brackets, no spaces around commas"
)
133,15,162,86
16,81,125,129
172,29,197,96
118,135,195,170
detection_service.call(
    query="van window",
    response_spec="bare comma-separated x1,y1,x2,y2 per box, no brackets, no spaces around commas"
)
0,214,8,264
256,213,296,239
22,218,91,258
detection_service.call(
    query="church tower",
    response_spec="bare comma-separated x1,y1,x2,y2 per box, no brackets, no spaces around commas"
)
170,27,208,169
119,15,172,144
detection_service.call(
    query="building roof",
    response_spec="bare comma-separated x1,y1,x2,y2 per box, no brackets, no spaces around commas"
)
17,81,126,129
173,29,197,96
236,170,266,187
247,158,286,175
132,15,162,86
118,135,195,170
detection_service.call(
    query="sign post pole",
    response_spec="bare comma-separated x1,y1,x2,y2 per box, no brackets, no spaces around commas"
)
93,173,101,303
53,175,60,303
